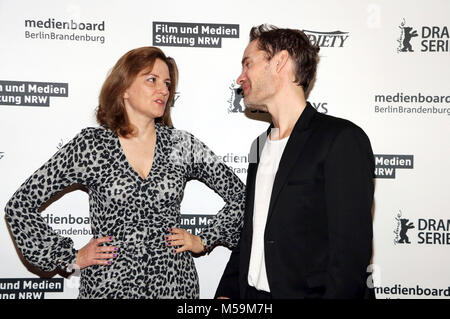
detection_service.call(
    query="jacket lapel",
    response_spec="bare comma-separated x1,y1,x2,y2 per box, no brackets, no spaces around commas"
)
266,103,317,224
245,127,272,232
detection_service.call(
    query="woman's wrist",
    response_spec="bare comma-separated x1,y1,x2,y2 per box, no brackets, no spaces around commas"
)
194,235,207,253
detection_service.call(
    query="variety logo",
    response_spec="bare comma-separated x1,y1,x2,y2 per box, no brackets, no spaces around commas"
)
374,154,414,179
0,80,68,107
311,102,328,114
153,22,239,48
303,29,350,48
397,18,450,53
172,91,181,107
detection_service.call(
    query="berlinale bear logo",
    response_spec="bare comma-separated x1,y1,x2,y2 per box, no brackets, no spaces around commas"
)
227,81,267,114
394,210,415,244
398,219,415,243
227,81,244,113
397,18,418,52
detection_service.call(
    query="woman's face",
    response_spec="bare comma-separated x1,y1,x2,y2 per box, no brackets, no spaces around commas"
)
123,58,171,121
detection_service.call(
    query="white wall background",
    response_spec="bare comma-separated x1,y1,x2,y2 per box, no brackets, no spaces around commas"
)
1,0,449,299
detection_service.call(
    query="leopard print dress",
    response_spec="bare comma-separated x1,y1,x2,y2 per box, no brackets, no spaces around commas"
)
5,123,245,298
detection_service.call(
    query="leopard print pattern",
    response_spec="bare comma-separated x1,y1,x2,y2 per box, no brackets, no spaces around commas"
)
5,123,245,298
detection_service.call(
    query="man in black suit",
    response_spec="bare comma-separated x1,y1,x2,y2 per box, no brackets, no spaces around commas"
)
215,25,375,299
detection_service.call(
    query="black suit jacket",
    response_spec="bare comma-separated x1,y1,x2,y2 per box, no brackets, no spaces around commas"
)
215,103,375,299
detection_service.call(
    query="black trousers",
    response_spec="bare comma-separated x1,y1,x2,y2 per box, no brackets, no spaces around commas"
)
244,285,273,299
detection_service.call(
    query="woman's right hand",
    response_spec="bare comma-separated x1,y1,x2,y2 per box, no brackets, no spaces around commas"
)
75,236,118,269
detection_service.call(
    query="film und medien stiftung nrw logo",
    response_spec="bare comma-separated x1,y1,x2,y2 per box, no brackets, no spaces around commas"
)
394,210,450,246
180,214,214,235
397,18,449,53
0,278,64,299
0,80,68,107
227,80,329,114
152,22,239,48
374,154,413,179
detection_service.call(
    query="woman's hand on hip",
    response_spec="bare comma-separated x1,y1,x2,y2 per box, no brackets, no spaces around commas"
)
166,228,205,254
75,236,118,269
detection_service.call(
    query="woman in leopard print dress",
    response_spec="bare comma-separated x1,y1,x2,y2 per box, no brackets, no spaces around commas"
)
4,47,245,299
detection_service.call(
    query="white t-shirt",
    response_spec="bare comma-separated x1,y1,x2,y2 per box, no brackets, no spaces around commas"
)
247,133,290,292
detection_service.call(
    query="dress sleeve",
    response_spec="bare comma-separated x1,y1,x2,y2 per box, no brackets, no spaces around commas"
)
4,128,95,272
183,132,246,251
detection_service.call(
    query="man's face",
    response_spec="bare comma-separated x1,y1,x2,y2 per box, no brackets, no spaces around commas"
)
237,40,276,111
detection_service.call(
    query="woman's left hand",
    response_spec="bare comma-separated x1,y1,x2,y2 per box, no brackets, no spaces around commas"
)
166,228,205,254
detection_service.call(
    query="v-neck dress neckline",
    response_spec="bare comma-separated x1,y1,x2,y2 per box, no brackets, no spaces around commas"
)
115,124,160,182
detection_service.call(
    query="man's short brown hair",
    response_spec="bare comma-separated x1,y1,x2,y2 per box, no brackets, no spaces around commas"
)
249,24,319,93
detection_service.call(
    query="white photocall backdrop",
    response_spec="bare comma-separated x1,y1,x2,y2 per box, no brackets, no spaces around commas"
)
0,0,449,299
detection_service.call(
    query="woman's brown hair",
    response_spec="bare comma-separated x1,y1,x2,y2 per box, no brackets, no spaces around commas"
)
96,46,178,137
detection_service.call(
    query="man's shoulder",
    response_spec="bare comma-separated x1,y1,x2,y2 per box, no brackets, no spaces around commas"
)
313,113,373,155
314,112,358,131
313,112,368,139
